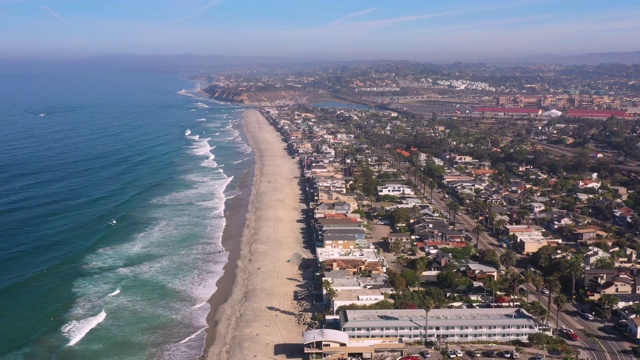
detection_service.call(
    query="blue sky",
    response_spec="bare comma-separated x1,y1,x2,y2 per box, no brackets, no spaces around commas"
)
1,0,640,60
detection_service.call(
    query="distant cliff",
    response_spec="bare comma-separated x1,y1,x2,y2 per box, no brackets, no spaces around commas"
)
201,85,250,104
201,84,303,105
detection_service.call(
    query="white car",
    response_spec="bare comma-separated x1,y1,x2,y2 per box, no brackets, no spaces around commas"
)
455,350,463,357
447,350,457,358
536,354,545,360
512,351,520,359
540,288,549,295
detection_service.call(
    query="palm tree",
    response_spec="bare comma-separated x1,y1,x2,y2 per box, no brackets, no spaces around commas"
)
427,178,436,200
483,277,499,303
500,270,524,306
522,269,536,303
553,294,568,338
562,256,584,302
423,297,435,344
532,274,545,301
597,294,620,319
493,218,506,236
499,250,517,270
594,256,615,270
545,276,561,323
530,301,548,324
517,207,530,224
447,200,461,225
323,280,336,310
472,225,485,248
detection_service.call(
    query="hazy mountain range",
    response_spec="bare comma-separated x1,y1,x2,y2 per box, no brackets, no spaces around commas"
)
1,51,639,71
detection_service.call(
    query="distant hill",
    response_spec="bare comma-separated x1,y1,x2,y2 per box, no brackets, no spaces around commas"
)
0,53,292,73
522,51,640,65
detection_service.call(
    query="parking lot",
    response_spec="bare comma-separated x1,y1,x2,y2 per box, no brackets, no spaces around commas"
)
401,344,561,360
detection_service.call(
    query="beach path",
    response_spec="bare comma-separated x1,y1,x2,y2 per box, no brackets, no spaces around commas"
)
205,109,310,359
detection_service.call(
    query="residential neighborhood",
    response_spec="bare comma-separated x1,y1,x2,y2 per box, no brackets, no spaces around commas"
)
256,95,640,359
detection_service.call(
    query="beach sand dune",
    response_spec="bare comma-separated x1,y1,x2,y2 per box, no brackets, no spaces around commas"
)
204,109,310,359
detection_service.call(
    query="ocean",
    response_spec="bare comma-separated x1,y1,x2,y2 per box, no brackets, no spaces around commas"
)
0,67,252,359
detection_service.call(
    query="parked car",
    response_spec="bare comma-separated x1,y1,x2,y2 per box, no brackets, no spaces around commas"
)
447,349,457,358
511,350,519,359
536,354,545,360
455,349,463,357
540,287,549,295
421,350,431,358
503,350,511,358
473,349,482,358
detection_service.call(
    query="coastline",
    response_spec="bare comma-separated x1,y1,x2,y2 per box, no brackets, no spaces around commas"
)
202,109,310,359
200,156,253,359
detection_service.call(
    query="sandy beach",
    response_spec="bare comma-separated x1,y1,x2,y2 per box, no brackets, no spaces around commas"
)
203,109,310,359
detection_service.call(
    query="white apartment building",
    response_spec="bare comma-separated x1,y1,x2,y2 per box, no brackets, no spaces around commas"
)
339,308,539,343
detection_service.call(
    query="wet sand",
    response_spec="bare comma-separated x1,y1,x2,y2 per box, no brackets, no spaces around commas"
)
203,109,309,359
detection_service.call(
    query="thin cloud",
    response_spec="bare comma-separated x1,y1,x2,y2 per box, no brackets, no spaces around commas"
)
330,7,378,26
39,5,60,18
168,0,221,24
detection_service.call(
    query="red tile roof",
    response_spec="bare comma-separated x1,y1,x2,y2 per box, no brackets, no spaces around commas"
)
566,109,635,119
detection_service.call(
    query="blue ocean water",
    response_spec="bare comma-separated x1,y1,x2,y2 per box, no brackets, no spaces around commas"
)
0,67,252,359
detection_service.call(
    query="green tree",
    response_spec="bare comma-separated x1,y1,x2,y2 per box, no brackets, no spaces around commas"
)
387,269,407,291
401,269,420,288
562,256,584,301
499,249,517,270
472,224,485,248
544,276,561,323
553,294,568,338
529,301,548,324
594,256,615,270
390,238,404,256
483,277,499,303
427,178,436,201
423,296,435,343
391,208,411,225
522,268,537,303
532,274,545,298
478,248,501,269
447,200,461,225
597,293,620,319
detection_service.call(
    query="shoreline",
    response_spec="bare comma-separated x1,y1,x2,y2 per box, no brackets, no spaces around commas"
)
202,108,310,359
200,152,254,359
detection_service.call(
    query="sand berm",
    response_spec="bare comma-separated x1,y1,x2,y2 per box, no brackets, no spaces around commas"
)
203,109,311,359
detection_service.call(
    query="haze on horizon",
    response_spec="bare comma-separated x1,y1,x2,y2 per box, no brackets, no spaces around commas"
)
2,0,640,62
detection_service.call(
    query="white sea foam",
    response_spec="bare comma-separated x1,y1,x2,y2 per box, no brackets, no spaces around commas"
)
62,310,107,346
107,289,120,297
192,301,208,309
194,102,210,109
179,326,207,344
184,129,191,136
238,143,252,154
196,118,206,122
189,109,196,112
177,89,197,98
